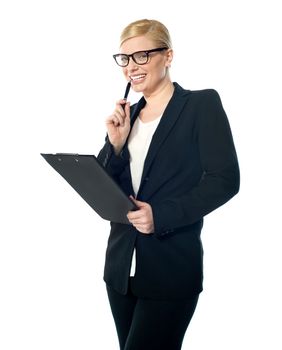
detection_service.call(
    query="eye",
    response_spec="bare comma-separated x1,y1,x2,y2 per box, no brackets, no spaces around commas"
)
120,55,128,63
135,52,147,60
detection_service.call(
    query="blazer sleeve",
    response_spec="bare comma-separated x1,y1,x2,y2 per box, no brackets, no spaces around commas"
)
152,90,240,237
96,137,130,180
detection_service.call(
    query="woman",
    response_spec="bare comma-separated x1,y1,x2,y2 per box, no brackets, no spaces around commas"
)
97,19,240,350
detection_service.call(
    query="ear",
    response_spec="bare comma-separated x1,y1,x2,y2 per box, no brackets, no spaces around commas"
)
165,49,173,68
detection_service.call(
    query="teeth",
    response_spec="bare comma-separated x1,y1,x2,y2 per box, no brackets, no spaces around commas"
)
130,74,146,81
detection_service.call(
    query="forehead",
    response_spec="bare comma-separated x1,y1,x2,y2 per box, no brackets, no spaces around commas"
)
120,35,156,54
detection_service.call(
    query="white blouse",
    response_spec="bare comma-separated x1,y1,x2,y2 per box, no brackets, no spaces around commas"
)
127,115,162,276
128,115,162,196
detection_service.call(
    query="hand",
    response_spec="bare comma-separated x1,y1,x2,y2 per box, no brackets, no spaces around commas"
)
127,196,155,234
105,99,131,154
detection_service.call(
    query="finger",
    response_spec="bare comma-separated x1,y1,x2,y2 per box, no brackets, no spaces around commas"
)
129,217,147,225
129,196,146,208
127,210,143,221
127,206,149,220
106,115,121,127
117,98,127,106
116,100,127,114
134,224,152,234
106,112,124,127
113,112,125,126
124,101,130,119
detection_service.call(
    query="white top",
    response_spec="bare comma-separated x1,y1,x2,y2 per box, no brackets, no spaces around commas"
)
127,115,162,276
128,115,162,196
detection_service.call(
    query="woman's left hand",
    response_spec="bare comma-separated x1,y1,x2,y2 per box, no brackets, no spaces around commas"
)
127,196,154,234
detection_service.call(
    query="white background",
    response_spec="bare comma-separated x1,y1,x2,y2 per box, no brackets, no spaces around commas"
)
1,0,281,349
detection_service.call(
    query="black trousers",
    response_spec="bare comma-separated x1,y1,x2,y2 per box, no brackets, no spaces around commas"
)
106,281,199,350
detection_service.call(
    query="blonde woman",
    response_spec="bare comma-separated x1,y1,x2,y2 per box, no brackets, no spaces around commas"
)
98,19,240,350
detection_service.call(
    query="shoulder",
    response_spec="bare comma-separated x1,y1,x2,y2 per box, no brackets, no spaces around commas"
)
189,89,221,105
173,83,222,106
190,88,220,98
191,89,223,112
174,85,229,127
174,82,219,97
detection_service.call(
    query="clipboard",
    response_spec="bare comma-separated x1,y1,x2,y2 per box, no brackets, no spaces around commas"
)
41,153,137,224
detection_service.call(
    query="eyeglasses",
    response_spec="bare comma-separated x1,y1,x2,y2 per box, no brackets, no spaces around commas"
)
113,47,168,67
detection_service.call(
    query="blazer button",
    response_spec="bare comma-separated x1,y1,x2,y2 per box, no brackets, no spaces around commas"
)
161,230,169,236
144,177,149,182
166,229,174,234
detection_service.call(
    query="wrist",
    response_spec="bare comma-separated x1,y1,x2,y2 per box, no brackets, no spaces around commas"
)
113,145,122,156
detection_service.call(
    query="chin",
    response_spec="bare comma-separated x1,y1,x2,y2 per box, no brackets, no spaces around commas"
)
131,83,146,93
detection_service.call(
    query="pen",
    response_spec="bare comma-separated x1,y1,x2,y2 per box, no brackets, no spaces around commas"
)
123,81,131,100
122,82,131,110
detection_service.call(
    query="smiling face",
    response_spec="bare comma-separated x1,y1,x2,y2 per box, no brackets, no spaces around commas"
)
120,35,173,96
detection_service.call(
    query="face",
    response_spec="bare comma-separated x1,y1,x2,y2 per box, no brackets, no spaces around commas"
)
119,35,173,96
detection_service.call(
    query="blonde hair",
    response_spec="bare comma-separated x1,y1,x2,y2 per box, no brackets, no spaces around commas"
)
120,19,172,49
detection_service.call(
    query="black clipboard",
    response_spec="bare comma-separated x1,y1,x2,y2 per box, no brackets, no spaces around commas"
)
41,153,137,224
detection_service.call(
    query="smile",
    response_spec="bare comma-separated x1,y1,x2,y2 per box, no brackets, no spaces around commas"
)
130,74,146,81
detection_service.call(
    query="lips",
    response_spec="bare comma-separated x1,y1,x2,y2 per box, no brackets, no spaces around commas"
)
129,74,146,81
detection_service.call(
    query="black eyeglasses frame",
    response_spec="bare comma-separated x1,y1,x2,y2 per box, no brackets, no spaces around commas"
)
113,47,168,67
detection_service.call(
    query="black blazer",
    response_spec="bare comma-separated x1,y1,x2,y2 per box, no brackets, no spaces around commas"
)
97,82,240,299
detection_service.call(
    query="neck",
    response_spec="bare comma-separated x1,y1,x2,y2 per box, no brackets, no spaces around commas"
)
143,79,174,110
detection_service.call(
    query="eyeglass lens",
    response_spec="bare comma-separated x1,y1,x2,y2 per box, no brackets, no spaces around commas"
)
116,51,148,66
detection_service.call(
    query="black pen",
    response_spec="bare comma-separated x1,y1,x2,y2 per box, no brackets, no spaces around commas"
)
122,82,131,110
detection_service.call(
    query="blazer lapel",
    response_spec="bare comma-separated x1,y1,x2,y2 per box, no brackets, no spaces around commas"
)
129,96,146,128
137,83,191,196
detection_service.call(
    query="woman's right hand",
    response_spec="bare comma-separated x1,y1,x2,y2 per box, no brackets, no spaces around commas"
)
105,99,131,155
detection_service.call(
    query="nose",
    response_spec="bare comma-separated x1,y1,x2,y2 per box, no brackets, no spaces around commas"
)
126,56,139,71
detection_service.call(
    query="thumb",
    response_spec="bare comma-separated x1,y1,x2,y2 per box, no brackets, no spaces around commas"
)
129,195,144,208
125,102,131,120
